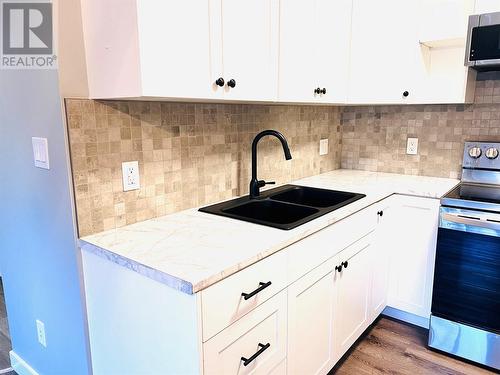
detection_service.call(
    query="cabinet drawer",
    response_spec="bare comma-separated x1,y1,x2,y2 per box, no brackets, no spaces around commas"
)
287,204,378,282
201,250,287,341
203,292,287,375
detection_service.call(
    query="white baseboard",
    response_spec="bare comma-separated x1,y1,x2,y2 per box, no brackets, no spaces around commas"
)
9,351,39,375
382,306,430,329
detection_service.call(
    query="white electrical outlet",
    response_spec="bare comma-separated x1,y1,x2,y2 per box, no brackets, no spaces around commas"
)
407,137,419,155
36,319,47,347
319,139,329,156
122,161,140,191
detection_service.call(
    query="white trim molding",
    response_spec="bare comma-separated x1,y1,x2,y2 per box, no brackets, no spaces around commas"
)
9,351,39,375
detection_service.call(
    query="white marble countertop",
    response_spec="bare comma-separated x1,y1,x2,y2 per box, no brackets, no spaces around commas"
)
79,170,459,294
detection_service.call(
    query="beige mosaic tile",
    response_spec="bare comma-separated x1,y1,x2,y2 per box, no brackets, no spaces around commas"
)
341,78,500,179
66,101,342,236
67,76,500,236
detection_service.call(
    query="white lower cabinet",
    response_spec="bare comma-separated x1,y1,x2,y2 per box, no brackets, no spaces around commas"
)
204,291,287,375
386,195,440,319
287,259,337,375
83,194,441,374
333,234,374,359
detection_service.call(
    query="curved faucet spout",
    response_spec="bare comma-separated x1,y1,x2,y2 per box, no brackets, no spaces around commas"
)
250,130,293,199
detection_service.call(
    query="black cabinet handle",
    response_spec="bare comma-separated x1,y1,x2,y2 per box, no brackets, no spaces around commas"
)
227,79,236,88
377,211,384,217
241,281,272,300
342,261,349,269
241,343,270,366
403,91,409,98
215,77,225,87
335,264,343,272
320,88,326,95
314,87,321,94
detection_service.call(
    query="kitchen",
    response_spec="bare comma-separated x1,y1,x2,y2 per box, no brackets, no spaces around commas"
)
0,0,499,374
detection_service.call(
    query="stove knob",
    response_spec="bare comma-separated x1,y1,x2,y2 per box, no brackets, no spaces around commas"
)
485,147,499,160
468,146,482,159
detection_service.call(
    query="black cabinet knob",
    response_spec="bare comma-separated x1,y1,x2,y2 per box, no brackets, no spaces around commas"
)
215,77,225,87
342,261,349,269
403,91,409,98
320,88,326,95
335,264,343,272
314,87,327,95
227,79,236,88
377,211,384,217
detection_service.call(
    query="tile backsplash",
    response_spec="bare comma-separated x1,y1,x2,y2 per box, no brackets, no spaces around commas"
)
341,77,500,178
67,75,500,236
66,101,341,236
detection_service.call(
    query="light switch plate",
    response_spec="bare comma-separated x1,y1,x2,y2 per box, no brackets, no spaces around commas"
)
32,137,50,169
319,139,329,156
36,319,47,347
122,161,140,191
407,137,419,155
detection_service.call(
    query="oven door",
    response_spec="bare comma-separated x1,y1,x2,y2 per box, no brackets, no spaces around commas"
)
432,206,500,333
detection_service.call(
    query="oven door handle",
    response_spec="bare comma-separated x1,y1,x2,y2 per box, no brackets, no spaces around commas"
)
442,213,500,231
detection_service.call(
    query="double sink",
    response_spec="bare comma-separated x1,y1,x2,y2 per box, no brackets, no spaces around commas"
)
199,185,366,230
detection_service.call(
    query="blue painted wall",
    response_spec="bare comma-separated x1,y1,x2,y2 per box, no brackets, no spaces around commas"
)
0,68,91,374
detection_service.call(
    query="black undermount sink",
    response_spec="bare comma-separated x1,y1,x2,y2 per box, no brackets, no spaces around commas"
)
199,185,366,230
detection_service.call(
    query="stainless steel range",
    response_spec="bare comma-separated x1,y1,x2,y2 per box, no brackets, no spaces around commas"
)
429,142,500,370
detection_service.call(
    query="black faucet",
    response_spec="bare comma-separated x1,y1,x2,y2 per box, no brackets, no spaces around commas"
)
249,130,292,199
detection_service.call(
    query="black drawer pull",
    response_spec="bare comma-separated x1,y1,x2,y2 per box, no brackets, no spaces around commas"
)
342,261,349,269
241,281,272,300
241,343,271,366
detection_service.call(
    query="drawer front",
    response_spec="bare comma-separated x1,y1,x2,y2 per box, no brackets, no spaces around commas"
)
204,292,287,375
201,250,288,341
287,204,378,282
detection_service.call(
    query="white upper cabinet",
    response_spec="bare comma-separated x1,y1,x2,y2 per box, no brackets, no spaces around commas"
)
138,0,220,100
80,0,279,101
76,0,475,103
348,0,421,104
279,0,352,103
218,0,280,101
414,0,476,104
475,0,500,13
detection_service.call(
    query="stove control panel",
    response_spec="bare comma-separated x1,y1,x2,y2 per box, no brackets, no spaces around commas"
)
463,142,500,169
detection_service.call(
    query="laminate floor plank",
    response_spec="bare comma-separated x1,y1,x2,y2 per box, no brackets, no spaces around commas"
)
332,317,497,375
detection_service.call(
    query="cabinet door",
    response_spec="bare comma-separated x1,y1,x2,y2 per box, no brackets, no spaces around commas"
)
220,0,279,101
348,0,420,104
138,0,221,99
334,236,372,359
370,200,394,319
387,196,440,318
288,260,336,375
278,0,318,103
315,0,352,103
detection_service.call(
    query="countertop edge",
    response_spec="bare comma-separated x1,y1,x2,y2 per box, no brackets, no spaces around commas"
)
79,240,194,294
78,172,460,295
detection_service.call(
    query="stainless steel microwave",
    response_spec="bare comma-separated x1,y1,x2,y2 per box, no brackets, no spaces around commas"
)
466,12,500,70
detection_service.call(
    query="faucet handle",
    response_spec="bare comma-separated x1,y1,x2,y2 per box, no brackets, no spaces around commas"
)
257,180,275,188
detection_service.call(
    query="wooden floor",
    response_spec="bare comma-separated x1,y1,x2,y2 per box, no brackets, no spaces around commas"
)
332,317,498,375
0,279,12,370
